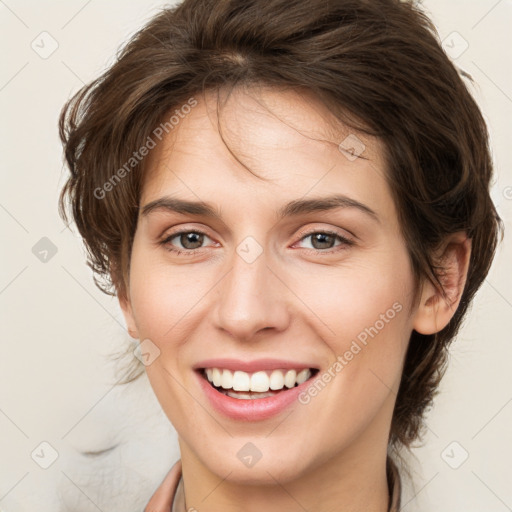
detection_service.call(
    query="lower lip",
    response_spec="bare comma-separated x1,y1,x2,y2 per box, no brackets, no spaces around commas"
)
196,371,314,421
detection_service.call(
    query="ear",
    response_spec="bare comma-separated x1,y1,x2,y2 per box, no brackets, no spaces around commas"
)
412,232,472,335
118,289,139,340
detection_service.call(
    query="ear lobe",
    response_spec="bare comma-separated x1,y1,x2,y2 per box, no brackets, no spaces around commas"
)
413,233,472,335
118,292,139,339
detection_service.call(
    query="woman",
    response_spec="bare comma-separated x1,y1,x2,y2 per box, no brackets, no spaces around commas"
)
58,0,502,510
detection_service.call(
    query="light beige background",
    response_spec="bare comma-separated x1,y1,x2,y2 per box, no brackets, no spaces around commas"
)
0,0,511,510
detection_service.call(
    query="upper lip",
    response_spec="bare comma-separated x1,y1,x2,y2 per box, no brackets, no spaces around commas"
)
193,358,318,373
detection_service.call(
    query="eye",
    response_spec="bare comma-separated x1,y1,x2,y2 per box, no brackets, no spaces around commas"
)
295,229,354,253
159,228,354,256
160,230,214,255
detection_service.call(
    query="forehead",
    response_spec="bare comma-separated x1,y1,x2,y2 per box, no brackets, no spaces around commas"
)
140,86,394,221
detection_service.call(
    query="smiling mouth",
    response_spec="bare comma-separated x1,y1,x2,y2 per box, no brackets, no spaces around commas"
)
199,367,320,400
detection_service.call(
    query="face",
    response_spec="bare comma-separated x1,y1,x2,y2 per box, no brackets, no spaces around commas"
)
120,86,420,484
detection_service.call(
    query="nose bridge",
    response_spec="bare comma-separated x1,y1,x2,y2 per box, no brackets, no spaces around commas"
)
213,242,289,340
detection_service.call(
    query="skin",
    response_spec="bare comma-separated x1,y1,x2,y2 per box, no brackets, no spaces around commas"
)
119,86,471,512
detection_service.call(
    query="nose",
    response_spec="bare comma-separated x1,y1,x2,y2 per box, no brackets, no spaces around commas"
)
213,247,291,341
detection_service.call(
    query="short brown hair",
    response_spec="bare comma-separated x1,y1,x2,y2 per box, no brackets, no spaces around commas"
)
58,0,503,457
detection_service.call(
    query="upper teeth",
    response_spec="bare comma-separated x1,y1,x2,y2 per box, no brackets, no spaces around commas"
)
204,368,312,392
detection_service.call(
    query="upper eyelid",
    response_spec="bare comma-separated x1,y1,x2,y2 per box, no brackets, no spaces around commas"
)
163,228,214,241
295,226,354,242
162,227,354,248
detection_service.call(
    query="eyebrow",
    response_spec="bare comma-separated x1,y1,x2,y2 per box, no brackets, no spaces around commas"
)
140,194,379,222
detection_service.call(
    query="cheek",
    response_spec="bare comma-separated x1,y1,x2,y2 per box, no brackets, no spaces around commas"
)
290,247,413,401
292,262,412,448
294,249,412,345
128,245,212,342
333,272,408,355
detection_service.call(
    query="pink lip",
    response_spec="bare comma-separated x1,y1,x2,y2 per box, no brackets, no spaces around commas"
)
194,368,316,422
193,358,315,373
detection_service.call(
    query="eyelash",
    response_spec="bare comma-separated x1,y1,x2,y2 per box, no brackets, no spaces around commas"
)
159,228,355,256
